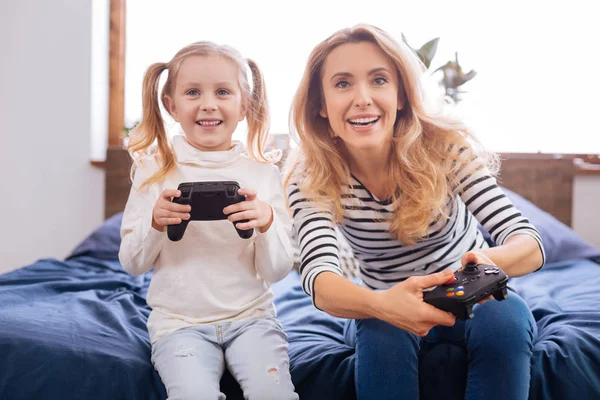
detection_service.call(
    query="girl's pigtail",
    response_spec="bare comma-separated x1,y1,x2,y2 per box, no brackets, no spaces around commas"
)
127,62,176,186
246,59,274,163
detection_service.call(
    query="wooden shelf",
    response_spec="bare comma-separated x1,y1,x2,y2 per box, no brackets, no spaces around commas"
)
91,160,105,168
575,158,600,176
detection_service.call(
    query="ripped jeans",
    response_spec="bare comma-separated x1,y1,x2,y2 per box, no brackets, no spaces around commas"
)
151,317,298,400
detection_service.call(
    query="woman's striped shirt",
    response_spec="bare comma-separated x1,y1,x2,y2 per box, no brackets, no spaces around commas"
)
287,154,545,301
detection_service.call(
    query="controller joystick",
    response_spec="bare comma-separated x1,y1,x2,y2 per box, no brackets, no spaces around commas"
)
463,262,479,275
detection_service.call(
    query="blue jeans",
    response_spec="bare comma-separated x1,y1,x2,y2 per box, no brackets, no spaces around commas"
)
344,292,536,400
151,317,298,400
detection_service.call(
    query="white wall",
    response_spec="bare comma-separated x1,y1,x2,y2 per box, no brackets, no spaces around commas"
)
126,0,600,154
91,0,110,161
0,1,596,275
573,176,600,248
0,0,105,273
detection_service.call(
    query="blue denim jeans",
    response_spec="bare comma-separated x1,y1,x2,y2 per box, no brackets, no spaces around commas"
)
344,292,536,400
151,317,298,400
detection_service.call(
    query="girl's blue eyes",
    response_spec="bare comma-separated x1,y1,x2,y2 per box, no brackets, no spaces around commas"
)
185,89,231,96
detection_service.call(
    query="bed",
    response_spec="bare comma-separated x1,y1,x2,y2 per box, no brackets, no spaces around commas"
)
1,188,599,400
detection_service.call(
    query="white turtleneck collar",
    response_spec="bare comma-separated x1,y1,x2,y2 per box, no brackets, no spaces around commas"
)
171,134,246,168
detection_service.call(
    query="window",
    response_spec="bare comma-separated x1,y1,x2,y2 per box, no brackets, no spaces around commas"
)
124,0,600,153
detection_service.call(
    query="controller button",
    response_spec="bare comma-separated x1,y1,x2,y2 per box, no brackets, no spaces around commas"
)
456,291,465,296
457,286,464,290
446,288,454,292
226,186,236,196
446,292,455,297
443,275,456,285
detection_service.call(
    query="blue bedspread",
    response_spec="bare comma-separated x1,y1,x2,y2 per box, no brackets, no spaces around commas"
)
0,257,165,400
1,193,600,399
1,255,599,399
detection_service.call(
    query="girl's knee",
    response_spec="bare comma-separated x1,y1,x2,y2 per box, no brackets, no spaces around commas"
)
244,383,298,400
168,386,223,400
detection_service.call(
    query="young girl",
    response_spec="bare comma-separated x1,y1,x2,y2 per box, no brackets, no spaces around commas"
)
285,25,545,400
119,41,298,400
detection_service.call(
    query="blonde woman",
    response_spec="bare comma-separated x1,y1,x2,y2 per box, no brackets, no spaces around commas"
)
285,24,544,400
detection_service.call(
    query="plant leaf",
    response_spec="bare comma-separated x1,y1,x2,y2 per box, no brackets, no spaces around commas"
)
418,37,439,69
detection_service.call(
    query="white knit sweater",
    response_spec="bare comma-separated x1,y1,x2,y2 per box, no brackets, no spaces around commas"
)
119,135,294,343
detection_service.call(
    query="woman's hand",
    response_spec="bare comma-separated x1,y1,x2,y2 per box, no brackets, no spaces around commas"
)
223,188,274,233
372,269,457,336
152,189,191,231
461,249,500,304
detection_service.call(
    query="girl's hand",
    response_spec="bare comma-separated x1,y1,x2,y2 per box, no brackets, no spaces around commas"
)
223,188,274,233
152,189,191,231
461,249,500,304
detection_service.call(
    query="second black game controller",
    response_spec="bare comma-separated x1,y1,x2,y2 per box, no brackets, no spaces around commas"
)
423,262,508,320
167,181,254,241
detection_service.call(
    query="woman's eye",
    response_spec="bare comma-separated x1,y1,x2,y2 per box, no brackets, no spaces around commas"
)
335,81,350,89
216,89,230,96
186,89,200,96
374,77,388,85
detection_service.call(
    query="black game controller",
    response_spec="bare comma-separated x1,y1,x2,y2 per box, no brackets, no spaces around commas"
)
167,181,254,241
423,262,508,320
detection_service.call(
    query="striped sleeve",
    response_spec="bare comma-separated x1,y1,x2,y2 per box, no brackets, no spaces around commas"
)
453,149,546,267
287,180,344,303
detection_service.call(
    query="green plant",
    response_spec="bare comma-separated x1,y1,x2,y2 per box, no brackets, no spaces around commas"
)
434,52,477,103
122,120,140,138
403,34,440,69
403,35,476,103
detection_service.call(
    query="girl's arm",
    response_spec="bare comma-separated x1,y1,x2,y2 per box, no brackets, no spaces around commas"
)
252,165,295,283
118,158,166,276
455,150,545,276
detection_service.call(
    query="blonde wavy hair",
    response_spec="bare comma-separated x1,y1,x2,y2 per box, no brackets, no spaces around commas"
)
127,41,273,187
285,24,498,245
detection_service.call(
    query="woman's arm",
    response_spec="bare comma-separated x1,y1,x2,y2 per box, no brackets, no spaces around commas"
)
287,174,455,336
286,179,345,302
464,234,543,277
313,270,456,336
454,151,545,275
